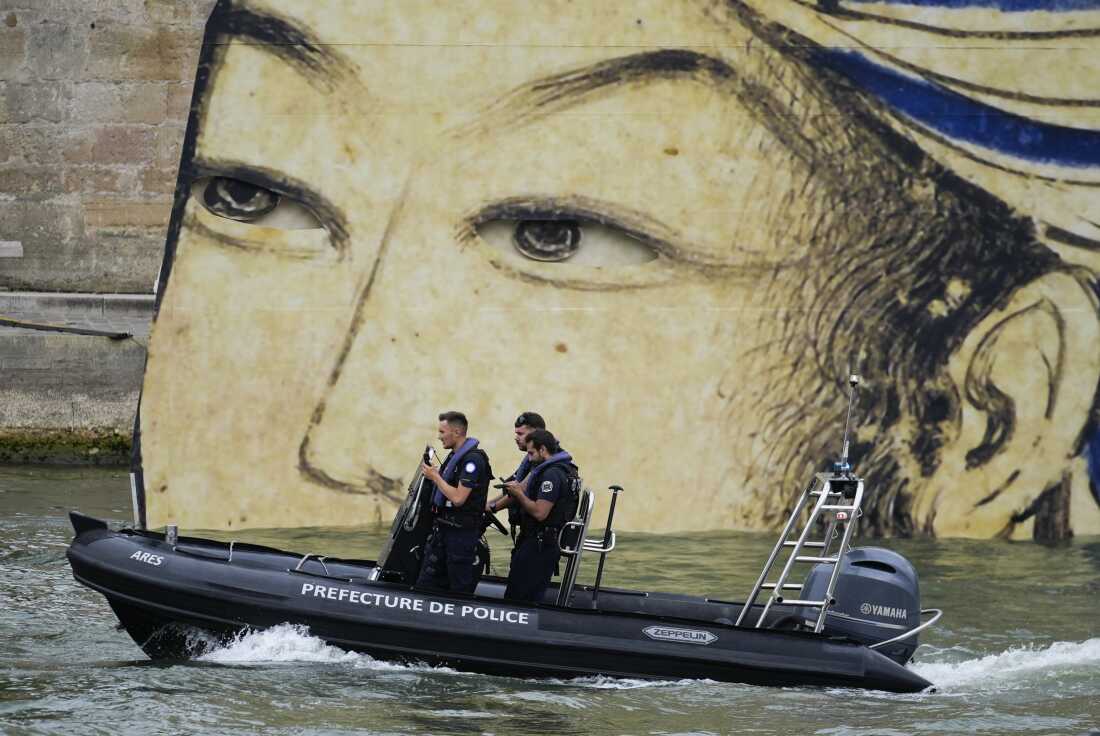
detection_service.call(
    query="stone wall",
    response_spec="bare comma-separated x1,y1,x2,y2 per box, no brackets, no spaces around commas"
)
0,0,217,292
1,0,217,462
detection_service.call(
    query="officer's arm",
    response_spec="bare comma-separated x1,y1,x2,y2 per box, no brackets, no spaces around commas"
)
450,455,490,507
434,478,472,506
530,499,554,522
488,495,513,512
511,492,554,522
493,471,530,511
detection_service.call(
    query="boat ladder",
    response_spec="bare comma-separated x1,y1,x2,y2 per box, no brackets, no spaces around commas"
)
735,470,864,632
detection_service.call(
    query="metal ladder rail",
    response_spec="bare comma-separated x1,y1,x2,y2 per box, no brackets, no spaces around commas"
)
740,474,864,629
808,479,863,632
735,475,819,627
555,488,596,607
737,373,866,630
757,478,863,631
749,475,842,628
796,482,848,564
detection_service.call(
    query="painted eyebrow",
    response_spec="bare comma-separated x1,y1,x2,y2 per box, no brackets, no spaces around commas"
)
207,4,354,90
454,49,737,138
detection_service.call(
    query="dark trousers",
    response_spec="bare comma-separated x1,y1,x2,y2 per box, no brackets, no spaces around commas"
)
504,532,560,603
415,525,480,594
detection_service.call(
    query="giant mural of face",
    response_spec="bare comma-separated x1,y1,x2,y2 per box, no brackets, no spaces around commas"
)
137,0,1100,540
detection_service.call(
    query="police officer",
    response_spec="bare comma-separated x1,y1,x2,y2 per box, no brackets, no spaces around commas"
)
416,411,492,593
502,429,579,602
486,412,545,539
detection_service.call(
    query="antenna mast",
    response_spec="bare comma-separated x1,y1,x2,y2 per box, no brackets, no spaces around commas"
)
837,374,861,473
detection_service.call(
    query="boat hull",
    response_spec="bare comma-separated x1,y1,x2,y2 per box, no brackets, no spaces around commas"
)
66,515,932,693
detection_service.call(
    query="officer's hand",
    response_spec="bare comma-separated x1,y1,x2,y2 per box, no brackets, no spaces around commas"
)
503,480,522,497
421,463,439,481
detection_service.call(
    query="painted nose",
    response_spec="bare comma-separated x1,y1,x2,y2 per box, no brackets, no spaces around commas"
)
294,182,457,499
296,192,418,502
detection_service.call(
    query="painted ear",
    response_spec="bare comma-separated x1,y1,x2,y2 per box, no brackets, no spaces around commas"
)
915,270,1100,538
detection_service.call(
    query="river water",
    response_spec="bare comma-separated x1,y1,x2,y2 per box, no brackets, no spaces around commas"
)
2,466,1098,736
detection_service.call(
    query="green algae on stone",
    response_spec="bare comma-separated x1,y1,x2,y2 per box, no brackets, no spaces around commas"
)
0,429,131,465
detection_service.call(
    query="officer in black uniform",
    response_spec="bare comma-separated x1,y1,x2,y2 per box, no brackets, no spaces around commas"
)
486,411,545,540
501,428,578,602
416,411,492,594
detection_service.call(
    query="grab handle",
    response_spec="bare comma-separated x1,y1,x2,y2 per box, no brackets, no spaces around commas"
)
293,554,331,576
867,608,943,651
173,540,234,563
590,485,623,608
557,520,586,555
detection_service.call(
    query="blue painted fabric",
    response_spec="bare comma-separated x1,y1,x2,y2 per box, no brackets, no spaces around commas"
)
815,49,1100,168
1087,429,1100,506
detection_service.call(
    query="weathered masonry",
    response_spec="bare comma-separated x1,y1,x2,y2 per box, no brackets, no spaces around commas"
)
0,0,215,462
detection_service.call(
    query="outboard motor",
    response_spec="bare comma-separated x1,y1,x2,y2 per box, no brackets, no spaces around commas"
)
799,547,921,664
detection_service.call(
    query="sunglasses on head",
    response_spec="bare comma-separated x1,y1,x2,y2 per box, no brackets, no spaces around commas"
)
515,412,543,429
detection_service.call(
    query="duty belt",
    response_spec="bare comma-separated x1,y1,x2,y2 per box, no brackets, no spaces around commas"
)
519,526,561,550
432,508,474,529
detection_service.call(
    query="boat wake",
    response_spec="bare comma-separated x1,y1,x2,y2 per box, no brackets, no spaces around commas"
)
197,624,358,665
195,623,451,673
198,626,1100,695
194,625,701,687
911,638,1100,692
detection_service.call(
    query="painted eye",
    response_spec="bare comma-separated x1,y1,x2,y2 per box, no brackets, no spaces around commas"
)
513,220,581,262
477,217,657,267
203,177,277,221
193,177,323,230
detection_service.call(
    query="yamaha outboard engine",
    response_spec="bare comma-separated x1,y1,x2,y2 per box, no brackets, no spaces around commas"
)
800,547,921,664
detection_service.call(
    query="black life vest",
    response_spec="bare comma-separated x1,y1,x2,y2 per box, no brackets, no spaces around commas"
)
434,446,492,530
518,457,579,537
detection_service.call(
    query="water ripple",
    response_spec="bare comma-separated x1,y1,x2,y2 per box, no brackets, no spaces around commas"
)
3,467,1100,736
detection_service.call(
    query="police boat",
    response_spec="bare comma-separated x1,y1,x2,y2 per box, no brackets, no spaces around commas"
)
67,376,942,693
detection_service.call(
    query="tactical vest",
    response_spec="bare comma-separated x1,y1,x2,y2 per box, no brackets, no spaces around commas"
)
518,458,580,538
434,446,492,530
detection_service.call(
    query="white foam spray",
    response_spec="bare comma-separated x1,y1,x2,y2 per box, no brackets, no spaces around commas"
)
912,638,1100,691
197,624,361,665
196,623,452,673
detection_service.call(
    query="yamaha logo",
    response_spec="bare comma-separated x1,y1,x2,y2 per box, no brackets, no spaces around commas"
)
643,626,717,645
859,601,908,620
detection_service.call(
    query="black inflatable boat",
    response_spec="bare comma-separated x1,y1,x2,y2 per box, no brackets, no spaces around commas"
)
67,379,941,692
